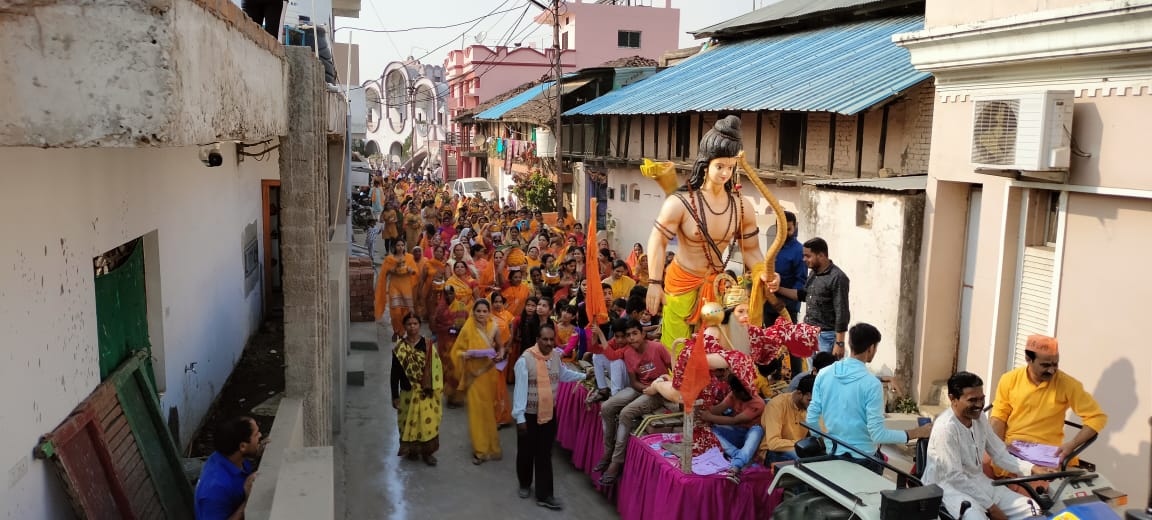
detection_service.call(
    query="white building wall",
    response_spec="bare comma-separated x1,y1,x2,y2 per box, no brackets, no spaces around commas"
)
0,145,278,519
801,189,913,377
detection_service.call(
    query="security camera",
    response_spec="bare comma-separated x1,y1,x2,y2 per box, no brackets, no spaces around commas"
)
199,144,224,167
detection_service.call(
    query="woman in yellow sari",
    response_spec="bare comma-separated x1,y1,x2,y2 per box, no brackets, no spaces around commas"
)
452,299,505,464
392,313,442,465
375,240,418,340
445,260,475,307
525,245,542,270
489,292,515,427
403,202,423,247
604,259,637,301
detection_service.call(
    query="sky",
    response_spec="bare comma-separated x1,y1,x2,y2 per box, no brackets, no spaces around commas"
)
333,0,771,83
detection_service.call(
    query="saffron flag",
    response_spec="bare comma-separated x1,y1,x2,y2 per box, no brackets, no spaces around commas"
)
680,328,711,413
584,199,609,325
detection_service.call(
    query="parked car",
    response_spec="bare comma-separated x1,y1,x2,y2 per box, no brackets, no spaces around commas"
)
451,178,497,202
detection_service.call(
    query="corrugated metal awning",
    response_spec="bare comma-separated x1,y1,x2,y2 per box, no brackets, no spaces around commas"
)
564,16,929,117
475,82,554,121
804,174,926,192
475,78,593,122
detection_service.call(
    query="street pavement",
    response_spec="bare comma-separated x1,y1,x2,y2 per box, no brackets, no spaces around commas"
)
336,320,620,520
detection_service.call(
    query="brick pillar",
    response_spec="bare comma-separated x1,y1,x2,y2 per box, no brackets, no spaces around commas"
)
279,47,332,446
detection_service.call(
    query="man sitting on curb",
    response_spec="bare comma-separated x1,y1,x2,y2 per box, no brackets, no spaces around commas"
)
595,319,672,485
806,323,932,473
699,373,766,484
760,374,816,464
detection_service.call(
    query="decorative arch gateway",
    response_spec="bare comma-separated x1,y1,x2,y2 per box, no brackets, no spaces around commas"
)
362,82,382,133
363,139,381,157
388,141,404,166
382,62,412,134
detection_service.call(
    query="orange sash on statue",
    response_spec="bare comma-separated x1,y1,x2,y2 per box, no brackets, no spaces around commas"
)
664,260,718,323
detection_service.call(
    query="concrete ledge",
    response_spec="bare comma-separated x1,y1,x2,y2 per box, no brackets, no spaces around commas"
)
247,397,305,520
0,0,287,147
267,447,335,520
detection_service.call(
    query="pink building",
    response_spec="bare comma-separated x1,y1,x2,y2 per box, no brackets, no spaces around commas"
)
444,0,680,180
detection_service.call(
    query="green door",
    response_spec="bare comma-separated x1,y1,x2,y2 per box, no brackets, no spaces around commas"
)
94,240,155,389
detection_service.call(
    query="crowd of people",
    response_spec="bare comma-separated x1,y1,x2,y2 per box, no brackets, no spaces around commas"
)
191,118,1111,518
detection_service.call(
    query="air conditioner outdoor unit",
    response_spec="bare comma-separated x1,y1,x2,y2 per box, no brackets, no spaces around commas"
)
970,90,1074,172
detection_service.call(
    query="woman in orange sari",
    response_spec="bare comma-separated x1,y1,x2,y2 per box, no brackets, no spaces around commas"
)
375,240,418,340
633,253,650,286
473,245,496,296
421,245,448,324
445,260,475,307
625,243,644,273
452,299,505,464
489,292,515,427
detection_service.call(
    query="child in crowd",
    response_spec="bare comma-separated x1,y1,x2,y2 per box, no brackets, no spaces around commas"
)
639,309,661,341
585,318,631,403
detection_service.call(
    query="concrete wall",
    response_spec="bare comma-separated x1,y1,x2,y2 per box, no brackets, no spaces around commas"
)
903,0,1152,498
0,0,287,148
562,1,681,70
0,145,278,519
1056,193,1152,492
280,47,333,447
800,187,925,393
926,0,1091,28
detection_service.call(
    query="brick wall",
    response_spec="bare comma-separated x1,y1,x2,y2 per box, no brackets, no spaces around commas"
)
348,258,375,322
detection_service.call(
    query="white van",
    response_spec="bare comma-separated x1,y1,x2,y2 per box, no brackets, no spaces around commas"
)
452,177,497,202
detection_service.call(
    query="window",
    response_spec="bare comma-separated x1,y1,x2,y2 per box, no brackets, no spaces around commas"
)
562,32,569,50
618,31,641,48
620,184,629,202
630,183,641,202
779,112,807,168
675,114,691,159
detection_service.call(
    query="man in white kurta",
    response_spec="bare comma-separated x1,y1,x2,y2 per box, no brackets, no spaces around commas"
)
924,371,1051,520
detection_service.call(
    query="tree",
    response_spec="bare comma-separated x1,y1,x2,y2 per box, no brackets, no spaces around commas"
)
511,171,557,212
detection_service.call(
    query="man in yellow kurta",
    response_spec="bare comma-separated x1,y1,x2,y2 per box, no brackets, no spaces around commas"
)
989,335,1107,476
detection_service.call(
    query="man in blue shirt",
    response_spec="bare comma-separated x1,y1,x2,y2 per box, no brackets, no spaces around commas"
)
768,211,807,325
195,416,262,519
805,323,932,473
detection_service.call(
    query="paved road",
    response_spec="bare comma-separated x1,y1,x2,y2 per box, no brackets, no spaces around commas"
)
336,321,619,520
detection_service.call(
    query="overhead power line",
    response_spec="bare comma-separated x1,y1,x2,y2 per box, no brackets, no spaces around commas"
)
337,4,525,34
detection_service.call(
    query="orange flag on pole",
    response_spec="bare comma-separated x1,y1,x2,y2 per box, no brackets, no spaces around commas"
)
680,328,711,413
584,199,609,325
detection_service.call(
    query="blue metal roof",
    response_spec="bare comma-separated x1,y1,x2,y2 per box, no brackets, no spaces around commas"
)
565,16,929,117
475,82,554,121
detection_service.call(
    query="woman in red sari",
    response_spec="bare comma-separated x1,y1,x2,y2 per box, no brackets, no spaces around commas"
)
432,285,470,408
489,291,515,427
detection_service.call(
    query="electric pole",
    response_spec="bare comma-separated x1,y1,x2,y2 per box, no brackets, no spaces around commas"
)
529,0,564,212
551,0,564,213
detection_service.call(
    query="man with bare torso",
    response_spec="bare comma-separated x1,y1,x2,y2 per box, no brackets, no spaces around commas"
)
645,115,777,358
